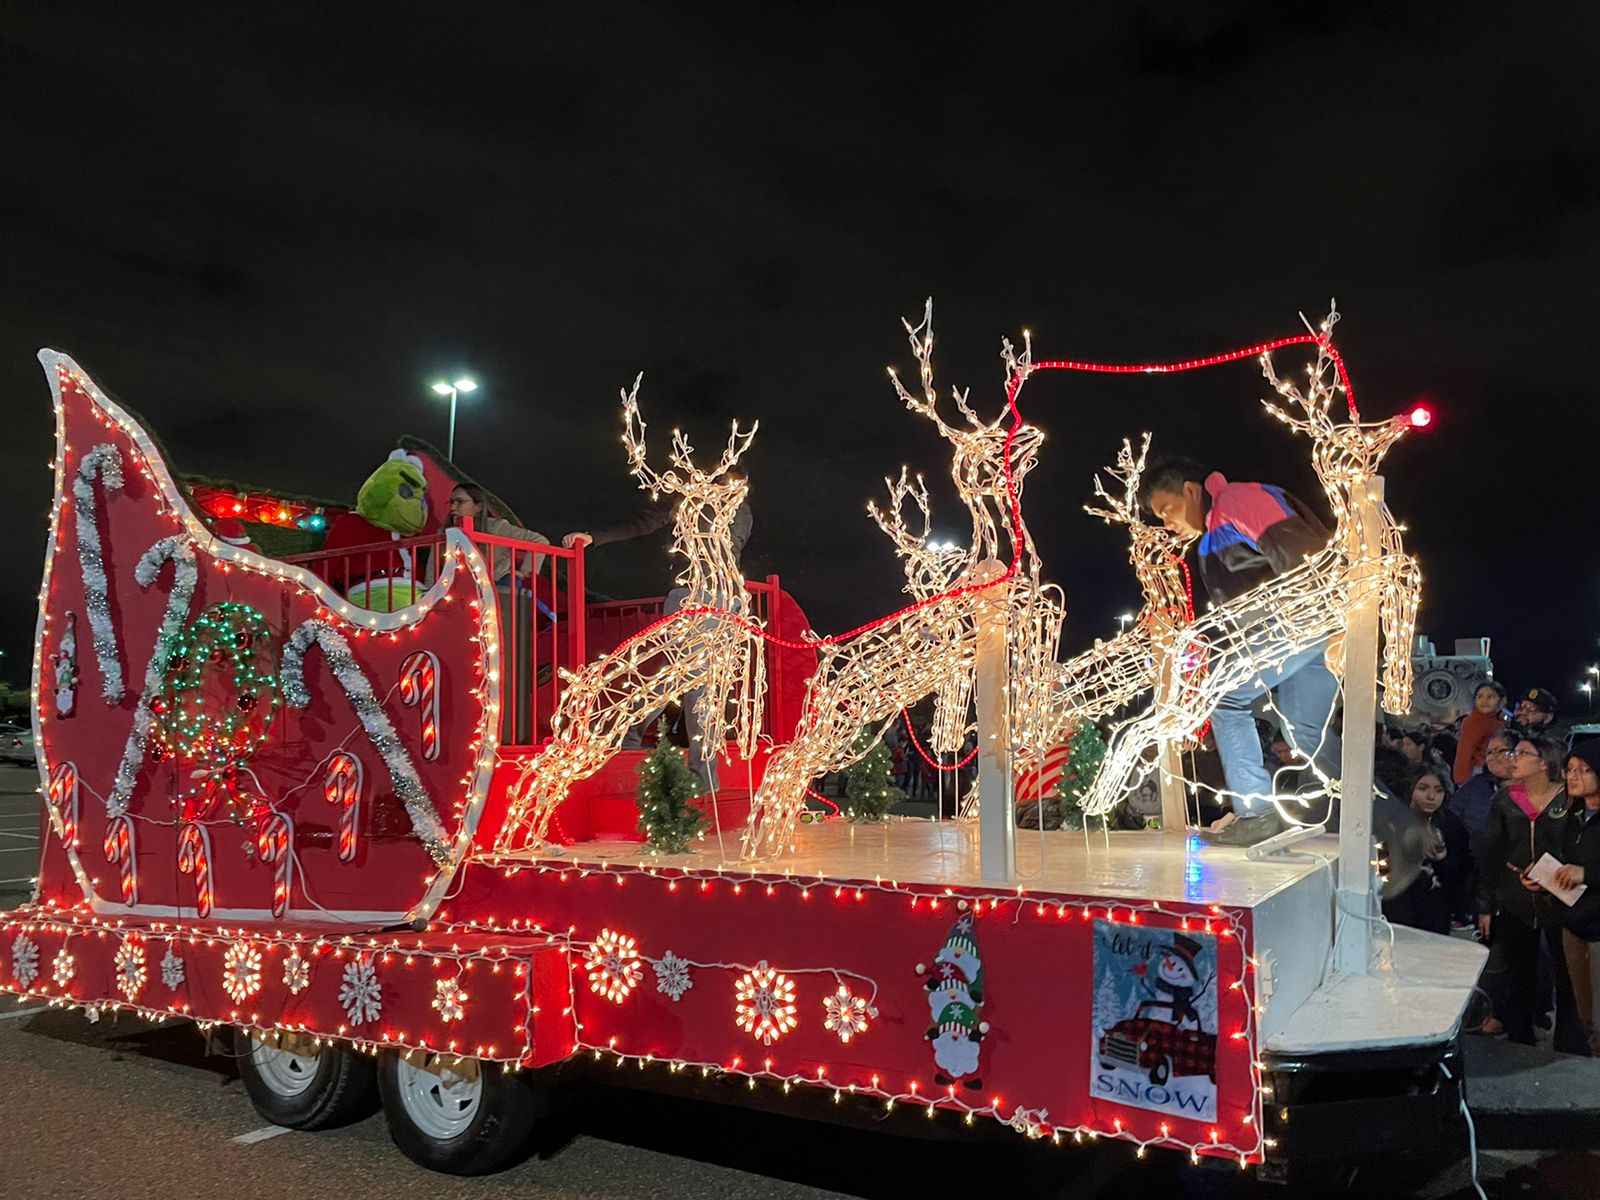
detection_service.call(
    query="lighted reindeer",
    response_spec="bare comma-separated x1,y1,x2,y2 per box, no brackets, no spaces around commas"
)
1007,435,1195,802
1075,309,1422,821
867,467,979,760
742,301,1048,859
494,378,765,851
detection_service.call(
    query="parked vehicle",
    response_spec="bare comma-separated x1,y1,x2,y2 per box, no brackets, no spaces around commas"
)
0,722,35,767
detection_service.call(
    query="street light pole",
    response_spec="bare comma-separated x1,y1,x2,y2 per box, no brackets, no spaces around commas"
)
430,377,478,462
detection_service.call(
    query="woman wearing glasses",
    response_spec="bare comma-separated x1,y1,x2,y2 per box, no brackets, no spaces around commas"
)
1473,736,1587,1051
1453,731,1518,840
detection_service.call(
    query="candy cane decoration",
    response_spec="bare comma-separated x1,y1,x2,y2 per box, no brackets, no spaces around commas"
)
399,651,441,761
323,751,363,862
282,619,449,862
102,813,137,905
47,762,80,848
176,822,212,918
106,537,199,817
255,812,294,918
73,443,126,702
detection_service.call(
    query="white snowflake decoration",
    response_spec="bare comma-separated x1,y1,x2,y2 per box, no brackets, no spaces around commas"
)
160,948,186,990
52,947,75,988
339,957,382,1026
821,983,875,1044
114,937,147,1000
432,976,468,1023
10,934,39,989
221,943,262,1004
282,950,310,995
734,960,797,1045
584,928,643,1004
653,950,693,1002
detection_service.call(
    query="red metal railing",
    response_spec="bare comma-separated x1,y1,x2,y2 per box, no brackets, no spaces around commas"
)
283,529,785,750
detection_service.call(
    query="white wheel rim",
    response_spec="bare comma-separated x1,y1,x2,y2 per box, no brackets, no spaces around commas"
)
249,1030,321,1098
395,1053,482,1140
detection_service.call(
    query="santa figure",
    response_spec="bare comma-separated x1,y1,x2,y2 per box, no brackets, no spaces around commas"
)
917,908,990,1089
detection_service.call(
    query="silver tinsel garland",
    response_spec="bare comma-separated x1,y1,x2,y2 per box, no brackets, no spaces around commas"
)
106,537,199,818
281,619,450,863
74,443,126,702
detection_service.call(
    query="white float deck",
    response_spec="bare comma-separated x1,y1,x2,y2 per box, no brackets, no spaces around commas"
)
510,817,1337,909
500,818,1484,1053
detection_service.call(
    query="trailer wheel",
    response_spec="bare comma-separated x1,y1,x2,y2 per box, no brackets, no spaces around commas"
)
378,1051,538,1175
233,1028,379,1129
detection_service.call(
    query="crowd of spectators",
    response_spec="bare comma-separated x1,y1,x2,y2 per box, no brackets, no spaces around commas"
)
1364,682,1600,1056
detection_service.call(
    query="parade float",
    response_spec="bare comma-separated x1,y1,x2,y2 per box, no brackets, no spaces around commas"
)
2,306,1486,1182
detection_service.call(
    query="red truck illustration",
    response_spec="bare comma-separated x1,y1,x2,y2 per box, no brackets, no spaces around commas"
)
1098,1001,1217,1086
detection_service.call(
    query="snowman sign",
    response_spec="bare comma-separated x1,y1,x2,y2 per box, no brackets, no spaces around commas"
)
916,906,990,1090
1090,919,1219,1121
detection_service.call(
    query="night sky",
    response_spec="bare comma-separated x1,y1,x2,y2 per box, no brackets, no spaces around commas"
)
3,5,1598,710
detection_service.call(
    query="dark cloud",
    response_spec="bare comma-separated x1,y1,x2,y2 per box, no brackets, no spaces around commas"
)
2,3,1599,701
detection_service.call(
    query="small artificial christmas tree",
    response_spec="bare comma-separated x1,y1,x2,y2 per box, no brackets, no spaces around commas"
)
1052,721,1108,829
844,726,903,822
636,721,707,853
1015,721,1110,830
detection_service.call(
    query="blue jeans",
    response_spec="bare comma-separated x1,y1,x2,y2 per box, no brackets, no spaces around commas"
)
1210,638,1341,818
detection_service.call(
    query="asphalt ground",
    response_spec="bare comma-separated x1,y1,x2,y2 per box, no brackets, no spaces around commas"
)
1,763,1598,1198
1,758,40,910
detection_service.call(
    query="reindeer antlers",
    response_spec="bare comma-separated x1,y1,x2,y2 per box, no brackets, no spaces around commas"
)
868,467,970,597
620,374,758,498
888,299,987,436
1084,435,1155,527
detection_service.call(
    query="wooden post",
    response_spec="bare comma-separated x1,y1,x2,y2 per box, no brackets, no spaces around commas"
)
973,562,1016,883
1158,743,1188,832
1333,476,1385,975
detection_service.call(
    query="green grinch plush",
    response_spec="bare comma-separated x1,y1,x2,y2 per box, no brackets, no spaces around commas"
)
322,450,431,610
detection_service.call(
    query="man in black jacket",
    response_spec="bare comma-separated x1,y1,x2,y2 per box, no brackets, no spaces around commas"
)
1142,457,1338,847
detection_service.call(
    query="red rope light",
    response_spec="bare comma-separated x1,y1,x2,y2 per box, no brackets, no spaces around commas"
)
902,709,980,771
603,328,1355,660
803,787,841,816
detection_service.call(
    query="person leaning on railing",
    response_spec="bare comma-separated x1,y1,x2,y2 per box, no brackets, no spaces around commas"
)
449,484,549,743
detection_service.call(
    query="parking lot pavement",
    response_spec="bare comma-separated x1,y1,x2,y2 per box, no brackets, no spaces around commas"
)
0,762,40,910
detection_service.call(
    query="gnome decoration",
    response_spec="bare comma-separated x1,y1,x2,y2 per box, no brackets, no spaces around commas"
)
1144,933,1204,1030
52,610,80,718
916,905,990,1089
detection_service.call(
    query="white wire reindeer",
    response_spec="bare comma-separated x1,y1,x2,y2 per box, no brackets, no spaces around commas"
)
742,301,1048,859
1075,309,1422,820
1012,436,1196,776
868,468,977,756
494,378,765,851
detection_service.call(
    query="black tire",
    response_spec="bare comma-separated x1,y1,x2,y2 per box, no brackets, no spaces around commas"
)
233,1027,379,1130
377,1051,540,1175
1148,1056,1170,1086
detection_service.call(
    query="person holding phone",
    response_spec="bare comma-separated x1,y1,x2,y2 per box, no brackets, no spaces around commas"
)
1473,735,1586,1051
